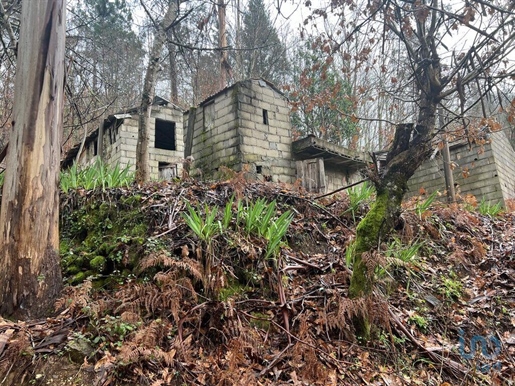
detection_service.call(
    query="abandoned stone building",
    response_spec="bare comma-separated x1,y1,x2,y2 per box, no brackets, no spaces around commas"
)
63,80,365,194
406,130,515,207
184,78,367,193
62,79,515,204
62,97,185,180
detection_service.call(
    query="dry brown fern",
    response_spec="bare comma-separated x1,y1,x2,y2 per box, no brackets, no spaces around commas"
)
138,252,204,283
54,280,97,317
114,277,195,323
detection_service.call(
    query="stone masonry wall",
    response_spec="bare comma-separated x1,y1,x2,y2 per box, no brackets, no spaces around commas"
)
236,80,295,183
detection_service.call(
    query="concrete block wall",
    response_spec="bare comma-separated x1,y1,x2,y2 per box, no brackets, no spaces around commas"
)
324,164,363,193
103,123,122,168
491,131,515,204
92,105,184,180
148,106,184,178
188,79,296,183
407,139,505,205
236,80,295,183
188,88,240,176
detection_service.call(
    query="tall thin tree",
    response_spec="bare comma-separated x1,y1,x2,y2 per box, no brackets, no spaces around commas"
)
136,0,177,183
0,0,66,318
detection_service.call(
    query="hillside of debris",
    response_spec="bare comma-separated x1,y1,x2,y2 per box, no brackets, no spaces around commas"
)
0,177,514,386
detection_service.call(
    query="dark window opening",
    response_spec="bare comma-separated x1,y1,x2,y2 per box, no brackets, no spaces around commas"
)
262,109,269,125
256,165,262,174
93,140,98,156
155,119,176,151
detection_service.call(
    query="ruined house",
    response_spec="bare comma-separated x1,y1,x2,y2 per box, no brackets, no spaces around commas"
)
62,97,184,180
63,80,368,194
406,130,515,207
185,79,367,193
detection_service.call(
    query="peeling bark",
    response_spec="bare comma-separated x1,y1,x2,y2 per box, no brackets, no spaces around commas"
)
0,0,65,319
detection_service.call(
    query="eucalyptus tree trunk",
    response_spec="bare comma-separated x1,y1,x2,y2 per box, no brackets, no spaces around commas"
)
218,0,229,88
0,0,65,319
136,1,177,183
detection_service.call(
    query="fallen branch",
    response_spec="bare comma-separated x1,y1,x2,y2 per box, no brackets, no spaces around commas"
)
314,178,369,200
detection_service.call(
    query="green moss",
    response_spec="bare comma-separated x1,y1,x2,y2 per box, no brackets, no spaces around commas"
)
71,272,88,284
60,196,155,286
349,193,388,299
218,281,249,301
90,256,106,272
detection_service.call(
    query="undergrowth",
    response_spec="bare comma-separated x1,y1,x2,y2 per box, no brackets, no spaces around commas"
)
60,159,134,193
3,178,511,385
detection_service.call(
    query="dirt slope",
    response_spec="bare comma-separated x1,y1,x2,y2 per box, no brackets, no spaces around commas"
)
1,179,514,385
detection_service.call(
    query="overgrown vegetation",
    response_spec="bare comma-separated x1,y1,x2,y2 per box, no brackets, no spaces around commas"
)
1,179,514,385
60,159,134,193
477,198,503,217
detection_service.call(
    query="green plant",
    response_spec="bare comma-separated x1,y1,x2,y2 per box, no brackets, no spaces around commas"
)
477,198,503,217
386,237,424,263
407,313,429,331
182,202,219,242
415,190,438,219
60,159,134,193
238,198,293,261
345,241,356,268
346,182,374,221
222,195,234,231
439,273,463,300
263,209,293,261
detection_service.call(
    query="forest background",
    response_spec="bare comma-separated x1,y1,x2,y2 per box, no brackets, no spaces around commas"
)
3,0,513,162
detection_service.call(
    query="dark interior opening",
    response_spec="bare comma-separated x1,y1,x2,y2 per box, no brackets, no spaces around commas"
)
155,119,176,151
262,109,269,125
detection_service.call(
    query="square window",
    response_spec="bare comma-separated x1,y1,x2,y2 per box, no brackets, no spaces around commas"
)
155,119,176,151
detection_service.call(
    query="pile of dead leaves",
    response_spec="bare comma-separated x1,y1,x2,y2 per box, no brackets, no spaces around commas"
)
0,179,514,386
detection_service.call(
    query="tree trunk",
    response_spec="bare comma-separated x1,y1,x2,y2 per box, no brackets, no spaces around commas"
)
349,121,437,338
136,1,177,184
218,0,229,88
0,0,65,319
167,29,178,104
